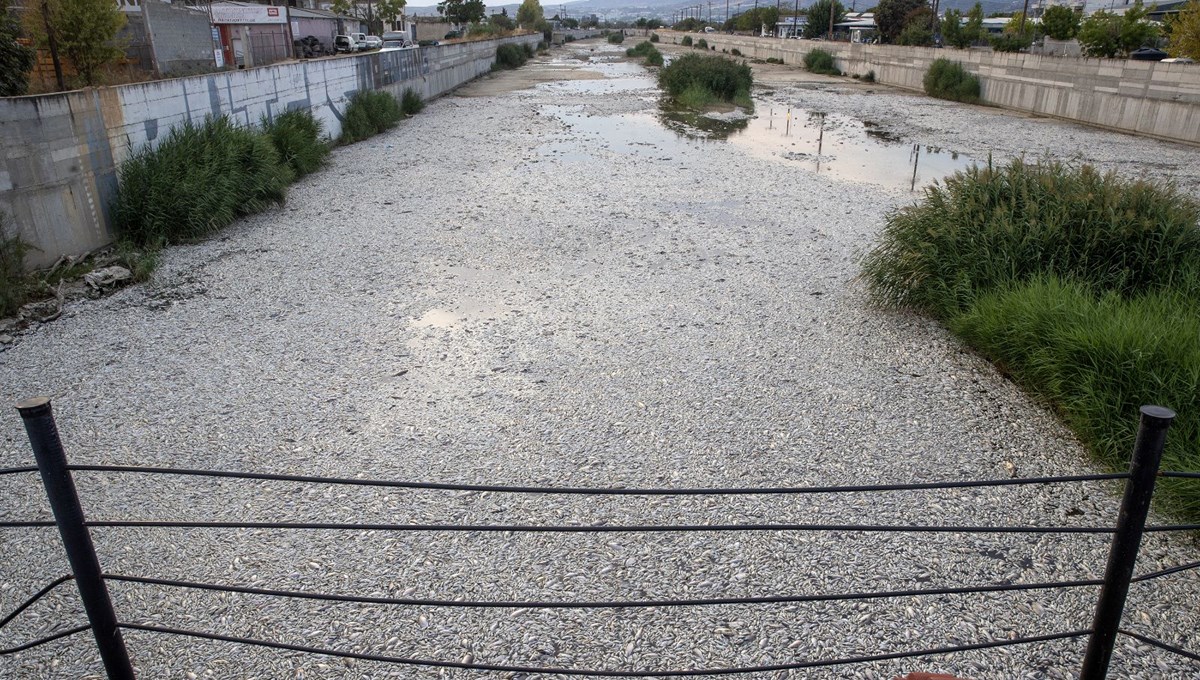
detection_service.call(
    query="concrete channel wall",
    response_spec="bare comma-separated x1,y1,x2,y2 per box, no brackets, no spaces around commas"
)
0,34,540,268
663,31,1200,148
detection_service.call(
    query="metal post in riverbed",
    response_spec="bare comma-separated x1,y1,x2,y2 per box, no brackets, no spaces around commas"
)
17,398,136,680
1079,405,1175,680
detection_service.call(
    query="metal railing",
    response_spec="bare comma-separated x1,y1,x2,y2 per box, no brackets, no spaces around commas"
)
2,400,1197,678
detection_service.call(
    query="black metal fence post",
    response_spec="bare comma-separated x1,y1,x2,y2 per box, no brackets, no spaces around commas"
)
1079,404,1175,680
16,397,136,680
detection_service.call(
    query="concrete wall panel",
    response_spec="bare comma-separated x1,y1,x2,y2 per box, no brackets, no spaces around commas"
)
1,35,538,267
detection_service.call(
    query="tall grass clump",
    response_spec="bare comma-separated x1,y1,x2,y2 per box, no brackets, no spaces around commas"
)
626,40,664,66
681,35,693,46
112,116,293,247
696,38,708,50
608,32,625,44
923,58,981,104
340,90,403,144
803,48,840,75
650,33,660,42
0,213,32,318
862,159,1200,320
262,109,329,177
401,88,424,115
494,42,530,69
950,278,1200,518
862,158,1200,520
659,52,753,110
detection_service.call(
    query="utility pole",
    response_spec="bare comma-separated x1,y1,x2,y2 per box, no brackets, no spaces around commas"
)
39,0,64,91
726,0,730,23
828,0,834,41
793,0,798,36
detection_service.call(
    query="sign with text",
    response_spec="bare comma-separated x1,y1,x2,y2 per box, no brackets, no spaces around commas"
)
210,3,288,24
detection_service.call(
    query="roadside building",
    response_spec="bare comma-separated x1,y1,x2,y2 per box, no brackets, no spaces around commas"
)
211,1,292,68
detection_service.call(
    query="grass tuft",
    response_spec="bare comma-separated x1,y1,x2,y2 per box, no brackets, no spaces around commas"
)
112,116,293,247
658,52,753,110
494,42,530,69
923,58,981,104
0,213,33,318
803,49,838,75
862,158,1200,520
401,88,424,115
340,91,403,144
262,109,329,177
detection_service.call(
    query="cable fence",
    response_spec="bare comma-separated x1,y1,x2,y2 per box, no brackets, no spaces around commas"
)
1,399,1198,678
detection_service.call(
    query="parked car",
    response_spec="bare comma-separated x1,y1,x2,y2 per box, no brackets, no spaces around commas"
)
444,30,462,39
382,39,415,49
333,35,358,53
351,32,368,50
364,35,383,50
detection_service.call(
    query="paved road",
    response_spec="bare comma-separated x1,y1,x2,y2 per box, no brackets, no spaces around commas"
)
1,40,1197,679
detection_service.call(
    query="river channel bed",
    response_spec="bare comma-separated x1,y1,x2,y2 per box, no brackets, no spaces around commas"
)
1,40,1199,679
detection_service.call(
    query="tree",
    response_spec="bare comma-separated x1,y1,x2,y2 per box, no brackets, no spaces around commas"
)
24,0,124,87
377,0,406,31
516,0,543,28
490,12,515,30
964,1,985,44
1041,4,1081,41
875,0,926,43
898,6,935,45
437,0,485,25
804,0,845,39
1169,0,1200,59
942,8,966,47
1,0,36,96
1078,1,1158,57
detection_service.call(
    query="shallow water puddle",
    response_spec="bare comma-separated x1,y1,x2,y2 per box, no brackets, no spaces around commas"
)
537,98,972,191
728,107,975,190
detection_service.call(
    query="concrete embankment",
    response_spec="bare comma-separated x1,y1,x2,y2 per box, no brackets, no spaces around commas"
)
662,31,1200,148
0,35,539,268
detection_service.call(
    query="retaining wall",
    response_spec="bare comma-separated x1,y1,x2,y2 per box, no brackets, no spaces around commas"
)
664,32,1200,148
0,34,539,268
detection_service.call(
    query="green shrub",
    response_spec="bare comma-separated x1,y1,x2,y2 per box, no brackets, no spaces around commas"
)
340,90,403,144
923,58,981,104
696,38,708,49
765,56,783,63
495,42,530,69
863,157,1200,521
863,69,876,82
522,42,535,58
608,32,625,44
262,109,329,177
803,48,838,75
950,277,1200,519
0,213,32,318
626,40,657,57
650,33,660,42
659,52,753,109
564,34,576,42
862,159,1200,320
990,33,1033,53
112,116,293,247
401,88,424,115
681,35,693,46
626,41,664,65
731,48,742,56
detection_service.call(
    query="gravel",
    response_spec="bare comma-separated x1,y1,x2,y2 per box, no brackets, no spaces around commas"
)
2,40,1199,679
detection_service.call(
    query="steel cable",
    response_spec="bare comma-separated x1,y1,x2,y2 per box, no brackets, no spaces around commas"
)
0,625,91,656
101,572,1104,609
117,623,1092,676
81,520,1122,534
65,463,1130,495
0,575,74,631
1118,629,1200,664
